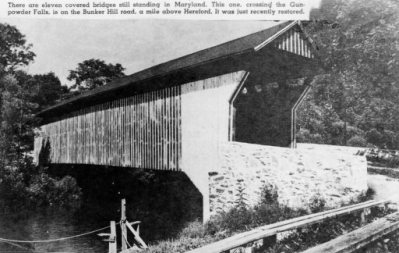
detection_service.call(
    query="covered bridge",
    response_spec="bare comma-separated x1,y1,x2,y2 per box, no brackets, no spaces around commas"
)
35,21,323,219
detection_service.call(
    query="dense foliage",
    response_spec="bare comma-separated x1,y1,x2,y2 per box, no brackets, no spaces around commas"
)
0,23,80,212
148,184,377,253
148,184,310,253
67,58,125,92
0,23,35,72
0,21,130,211
297,0,399,149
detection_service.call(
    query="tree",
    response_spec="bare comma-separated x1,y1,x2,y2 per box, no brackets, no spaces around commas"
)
0,23,67,163
0,23,36,165
0,73,37,166
297,0,399,148
0,23,35,72
67,58,125,92
0,23,82,211
15,71,68,112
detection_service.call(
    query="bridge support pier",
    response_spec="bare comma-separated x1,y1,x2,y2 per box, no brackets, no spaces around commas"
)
203,192,210,222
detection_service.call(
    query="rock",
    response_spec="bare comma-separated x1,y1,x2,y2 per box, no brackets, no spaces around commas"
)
208,142,368,216
213,176,224,181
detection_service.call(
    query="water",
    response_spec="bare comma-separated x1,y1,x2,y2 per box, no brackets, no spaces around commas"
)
0,167,202,253
0,209,107,252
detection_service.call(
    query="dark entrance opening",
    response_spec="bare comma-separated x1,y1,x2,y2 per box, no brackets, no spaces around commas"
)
231,72,309,147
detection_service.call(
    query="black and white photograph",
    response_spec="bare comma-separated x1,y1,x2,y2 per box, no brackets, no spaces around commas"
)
0,0,399,252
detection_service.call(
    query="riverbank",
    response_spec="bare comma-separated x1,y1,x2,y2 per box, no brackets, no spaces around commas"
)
0,208,107,252
2,163,395,253
147,186,377,252
0,161,82,214
0,165,203,252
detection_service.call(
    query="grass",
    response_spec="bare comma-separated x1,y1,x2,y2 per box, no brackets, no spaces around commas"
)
368,165,399,179
362,229,399,253
147,204,308,253
264,205,392,252
145,187,380,253
146,185,320,252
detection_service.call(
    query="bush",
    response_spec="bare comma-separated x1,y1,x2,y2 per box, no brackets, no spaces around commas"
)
0,161,82,212
366,129,384,147
147,184,317,252
148,235,216,253
149,199,309,252
205,207,252,235
296,128,324,144
386,156,399,168
0,165,29,210
206,184,309,235
347,135,368,147
51,175,81,207
269,205,392,253
178,221,205,239
149,201,308,253
235,182,248,210
358,187,375,202
27,172,55,207
261,183,279,204
27,173,82,208
309,194,326,213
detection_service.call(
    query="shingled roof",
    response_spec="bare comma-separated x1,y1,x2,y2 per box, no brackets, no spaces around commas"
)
38,21,311,118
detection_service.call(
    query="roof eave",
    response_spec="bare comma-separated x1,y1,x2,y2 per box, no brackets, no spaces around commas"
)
36,48,255,118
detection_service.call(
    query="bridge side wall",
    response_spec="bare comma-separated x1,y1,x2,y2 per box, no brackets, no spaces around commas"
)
209,142,368,217
34,71,246,220
35,71,245,172
35,86,183,170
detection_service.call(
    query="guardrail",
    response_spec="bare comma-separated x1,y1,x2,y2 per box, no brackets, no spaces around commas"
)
187,199,393,253
302,211,399,253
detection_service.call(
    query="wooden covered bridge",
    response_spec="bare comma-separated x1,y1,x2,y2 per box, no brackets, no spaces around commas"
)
34,21,319,220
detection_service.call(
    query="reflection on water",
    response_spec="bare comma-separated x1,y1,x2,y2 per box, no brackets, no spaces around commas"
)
0,167,202,253
0,209,107,252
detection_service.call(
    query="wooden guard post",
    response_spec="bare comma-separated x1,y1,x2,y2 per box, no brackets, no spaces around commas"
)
98,221,117,253
110,221,117,253
121,198,127,251
99,199,148,253
119,199,148,253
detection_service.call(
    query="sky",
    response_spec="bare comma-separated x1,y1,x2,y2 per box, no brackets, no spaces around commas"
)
0,18,290,86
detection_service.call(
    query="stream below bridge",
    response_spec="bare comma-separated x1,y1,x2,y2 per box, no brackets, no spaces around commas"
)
0,208,107,252
0,166,202,252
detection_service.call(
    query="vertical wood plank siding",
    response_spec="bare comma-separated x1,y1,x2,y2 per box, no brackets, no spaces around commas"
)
37,86,182,171
274,28,314,59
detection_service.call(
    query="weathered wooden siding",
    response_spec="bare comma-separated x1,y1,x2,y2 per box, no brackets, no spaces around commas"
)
35,86,182,170
35,71,245,175
273,28,314,58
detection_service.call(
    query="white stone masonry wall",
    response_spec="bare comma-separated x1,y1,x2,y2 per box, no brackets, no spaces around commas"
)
208,142,368,217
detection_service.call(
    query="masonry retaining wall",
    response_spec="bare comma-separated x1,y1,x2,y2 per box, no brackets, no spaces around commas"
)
208,142,368,217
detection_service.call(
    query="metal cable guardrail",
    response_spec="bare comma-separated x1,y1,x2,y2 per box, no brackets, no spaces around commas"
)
0,226,110,244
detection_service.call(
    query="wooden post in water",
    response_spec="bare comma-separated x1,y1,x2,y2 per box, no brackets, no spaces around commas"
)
109,221,117,253
121,198,127,251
